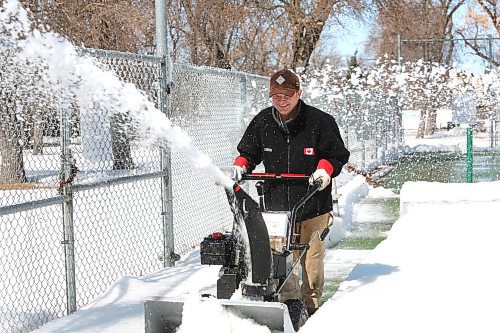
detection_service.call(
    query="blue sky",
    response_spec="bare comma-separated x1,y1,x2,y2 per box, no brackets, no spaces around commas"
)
334,18,370,57
330,16,371,58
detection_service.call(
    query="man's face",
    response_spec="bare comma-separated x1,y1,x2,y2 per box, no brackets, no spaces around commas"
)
271,89,302,121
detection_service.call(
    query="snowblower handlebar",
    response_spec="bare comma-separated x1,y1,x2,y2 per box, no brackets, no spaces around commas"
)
241,173,309,181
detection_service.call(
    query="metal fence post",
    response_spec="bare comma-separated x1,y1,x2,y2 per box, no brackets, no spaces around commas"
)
239,74,249,135
155,0,175,267
495,116,499,147
466,127,473,183
60,104,77,314
396,34,405,148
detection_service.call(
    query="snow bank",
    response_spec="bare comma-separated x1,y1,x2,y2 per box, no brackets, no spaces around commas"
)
400,180,500,215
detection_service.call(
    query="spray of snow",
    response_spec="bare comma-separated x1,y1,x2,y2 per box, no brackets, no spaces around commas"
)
2,1,253,329
1,0,234,190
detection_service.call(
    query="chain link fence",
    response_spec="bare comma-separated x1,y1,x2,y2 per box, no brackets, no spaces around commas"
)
3,44,497,332
0,50,276,332
1,48,168,332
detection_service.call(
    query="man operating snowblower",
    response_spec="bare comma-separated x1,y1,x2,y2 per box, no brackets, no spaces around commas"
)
233,68,350,316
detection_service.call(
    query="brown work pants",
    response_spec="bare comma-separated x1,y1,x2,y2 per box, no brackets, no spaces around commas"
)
278,212,330,314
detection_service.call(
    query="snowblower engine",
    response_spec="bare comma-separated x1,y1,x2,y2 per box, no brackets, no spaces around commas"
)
200,232,236,267
200,232,248,299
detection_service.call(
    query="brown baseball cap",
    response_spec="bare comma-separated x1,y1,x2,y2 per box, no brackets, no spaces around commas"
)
269,69,300,97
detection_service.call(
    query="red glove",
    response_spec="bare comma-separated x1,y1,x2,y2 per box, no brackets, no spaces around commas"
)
233,156,249,181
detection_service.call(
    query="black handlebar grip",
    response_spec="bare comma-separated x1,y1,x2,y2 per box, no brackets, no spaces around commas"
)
255,181,265,196
320,227,330,241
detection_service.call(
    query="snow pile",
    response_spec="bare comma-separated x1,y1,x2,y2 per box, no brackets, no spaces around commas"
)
301,181,500,333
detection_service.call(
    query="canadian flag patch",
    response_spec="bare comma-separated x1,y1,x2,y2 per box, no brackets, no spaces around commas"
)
304,148,315,155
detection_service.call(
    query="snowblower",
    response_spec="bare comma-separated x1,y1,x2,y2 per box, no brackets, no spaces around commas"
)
144,173,330,333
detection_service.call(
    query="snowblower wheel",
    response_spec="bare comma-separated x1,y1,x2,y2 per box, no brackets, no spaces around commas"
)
284,298,309,331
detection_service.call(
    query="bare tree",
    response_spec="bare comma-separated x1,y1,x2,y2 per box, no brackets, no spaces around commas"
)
167,0,366,74
397,60,452,138
167,0,281,72
283,0,366,72
0,73,27,184
26,0,155,53
0,5,28,184
456,0,499,67
246,0,366,73
0,90,28,185
171,0,247,68
367,0,465,137
368,0,465,64
231,9,291,74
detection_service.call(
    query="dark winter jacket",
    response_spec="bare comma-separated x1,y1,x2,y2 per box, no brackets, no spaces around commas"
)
237,100,350,221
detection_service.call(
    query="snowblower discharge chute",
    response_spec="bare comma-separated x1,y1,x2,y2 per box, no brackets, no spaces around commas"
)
145,173,327,333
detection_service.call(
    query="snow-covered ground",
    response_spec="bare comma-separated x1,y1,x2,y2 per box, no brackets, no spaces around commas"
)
33,129,500,333
404,126,495,152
